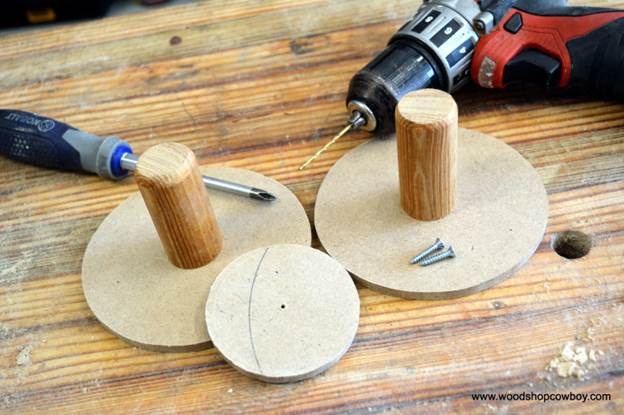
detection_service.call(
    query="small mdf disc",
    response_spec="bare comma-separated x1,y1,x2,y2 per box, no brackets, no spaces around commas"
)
205,244,359,383
82,167,311,351
315,129,548,299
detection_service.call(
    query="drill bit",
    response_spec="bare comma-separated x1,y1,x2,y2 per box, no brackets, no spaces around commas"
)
299,112,366,170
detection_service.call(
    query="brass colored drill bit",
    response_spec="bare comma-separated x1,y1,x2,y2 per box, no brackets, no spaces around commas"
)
299,123,353,170
299,111,367,171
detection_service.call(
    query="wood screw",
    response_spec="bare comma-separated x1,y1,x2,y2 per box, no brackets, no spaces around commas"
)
409,238,445,264
419,246,456,267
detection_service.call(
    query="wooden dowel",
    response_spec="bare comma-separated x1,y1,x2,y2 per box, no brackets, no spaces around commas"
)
135,142,223,269
395,89,457,221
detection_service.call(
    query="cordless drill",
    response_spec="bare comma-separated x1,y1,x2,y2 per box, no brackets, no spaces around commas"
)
299,0,624,169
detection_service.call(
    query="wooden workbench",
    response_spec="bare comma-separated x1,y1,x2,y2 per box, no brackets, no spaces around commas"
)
0,0,622,413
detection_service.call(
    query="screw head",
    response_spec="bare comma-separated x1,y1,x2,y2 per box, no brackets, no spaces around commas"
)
447,246,456,258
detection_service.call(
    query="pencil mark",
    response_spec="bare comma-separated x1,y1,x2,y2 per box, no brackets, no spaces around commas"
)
248,248,269,374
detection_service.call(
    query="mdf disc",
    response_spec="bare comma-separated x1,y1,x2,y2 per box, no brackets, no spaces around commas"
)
205,244,359,383
82,167,311,351
314,128,548,299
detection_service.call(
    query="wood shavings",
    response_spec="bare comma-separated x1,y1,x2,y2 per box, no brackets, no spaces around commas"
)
575,326,595,342
16,345,32,366
546,341,601,379
486,404,510,415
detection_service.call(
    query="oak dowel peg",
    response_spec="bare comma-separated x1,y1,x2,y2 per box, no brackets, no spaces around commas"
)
135,142,223,269
395,89,458,221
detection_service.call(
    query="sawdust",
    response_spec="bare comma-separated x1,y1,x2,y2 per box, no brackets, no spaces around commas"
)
546,341,601,379
16,345,32,366
486,404,510,415
575,326,595,342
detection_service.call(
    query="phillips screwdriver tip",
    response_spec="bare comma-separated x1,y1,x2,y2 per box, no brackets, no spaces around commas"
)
249,188,277,202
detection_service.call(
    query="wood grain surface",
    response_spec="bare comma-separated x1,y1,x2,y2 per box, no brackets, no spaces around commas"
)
136,142,223,269
0,0,622,413
396,90,458,221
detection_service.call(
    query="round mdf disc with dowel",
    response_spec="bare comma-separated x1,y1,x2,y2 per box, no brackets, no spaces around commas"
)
205,244,360,383
314,90,548,299
82,149,311,351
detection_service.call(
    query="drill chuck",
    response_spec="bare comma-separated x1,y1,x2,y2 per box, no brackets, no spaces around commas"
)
346,0,481,133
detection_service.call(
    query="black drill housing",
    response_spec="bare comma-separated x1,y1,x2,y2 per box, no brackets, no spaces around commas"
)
346,39,444,134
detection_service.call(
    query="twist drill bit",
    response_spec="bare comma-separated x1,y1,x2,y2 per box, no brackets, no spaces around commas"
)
299,112,366,170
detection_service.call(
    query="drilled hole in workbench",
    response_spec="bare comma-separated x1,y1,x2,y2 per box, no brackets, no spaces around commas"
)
552,231,592,259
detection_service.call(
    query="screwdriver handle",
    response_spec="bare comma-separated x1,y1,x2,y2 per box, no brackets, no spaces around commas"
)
0,109,132,180
0,109,277,202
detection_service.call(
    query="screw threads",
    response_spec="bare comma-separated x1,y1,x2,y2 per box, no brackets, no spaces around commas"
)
409,238,444,264
419,247,456,267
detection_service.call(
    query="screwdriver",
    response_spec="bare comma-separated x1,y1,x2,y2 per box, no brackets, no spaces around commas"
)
0,110,276,202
